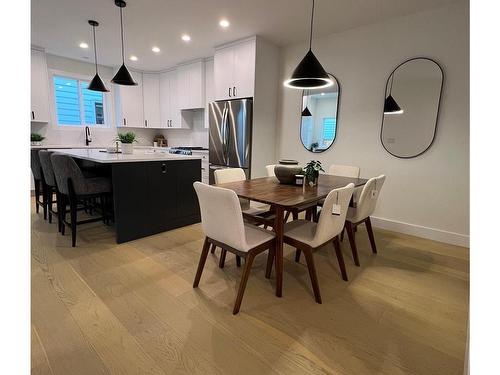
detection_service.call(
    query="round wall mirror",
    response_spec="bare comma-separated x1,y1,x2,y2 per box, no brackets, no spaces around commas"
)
300,74,340,153
381,58,444,158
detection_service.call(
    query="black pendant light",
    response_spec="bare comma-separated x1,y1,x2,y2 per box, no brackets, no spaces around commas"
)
111,0,137,86
87,20,109,92
302,90,312,116
384,73,403,114
284,0,333,90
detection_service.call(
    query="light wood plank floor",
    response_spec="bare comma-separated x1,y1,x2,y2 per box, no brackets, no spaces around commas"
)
31,202,469,375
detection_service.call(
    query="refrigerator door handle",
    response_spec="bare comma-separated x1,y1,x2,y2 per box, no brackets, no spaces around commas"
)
221,105,229,165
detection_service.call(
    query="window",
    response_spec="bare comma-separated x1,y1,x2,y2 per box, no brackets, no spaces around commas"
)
322,117,336,146
53,75,107,126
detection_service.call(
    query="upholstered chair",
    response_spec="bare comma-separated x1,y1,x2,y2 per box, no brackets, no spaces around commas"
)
328,164,360,178
38,151,59,227
192,182,276,314
265,164,276,177
50,154,112,247
279,183,354,303
344,175,386,266
31,150,46,218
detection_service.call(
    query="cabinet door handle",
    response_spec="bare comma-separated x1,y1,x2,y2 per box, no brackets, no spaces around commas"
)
145,119,148,127
228,87,231,97
161,163,167,174
123,118,127,126
233,87,236,97
31,111,35,120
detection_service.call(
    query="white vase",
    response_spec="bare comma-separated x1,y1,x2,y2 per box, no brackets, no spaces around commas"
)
121,143,134,154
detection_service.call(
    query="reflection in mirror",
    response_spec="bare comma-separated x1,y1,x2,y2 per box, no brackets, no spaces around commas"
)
381,58,443,158
300,74,340,153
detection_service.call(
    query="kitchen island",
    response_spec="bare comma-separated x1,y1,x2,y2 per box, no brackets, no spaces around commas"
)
52,149,202,243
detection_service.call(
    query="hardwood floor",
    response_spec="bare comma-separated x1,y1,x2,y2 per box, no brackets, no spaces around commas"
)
31,201,469,375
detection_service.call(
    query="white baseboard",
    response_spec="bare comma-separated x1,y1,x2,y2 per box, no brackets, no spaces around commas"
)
370,216,469,248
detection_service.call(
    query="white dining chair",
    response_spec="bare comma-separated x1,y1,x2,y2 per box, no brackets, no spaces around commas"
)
265,164,276,177
192,182,276,314
277,184,354,303
344,175,386,266
328,164,360,178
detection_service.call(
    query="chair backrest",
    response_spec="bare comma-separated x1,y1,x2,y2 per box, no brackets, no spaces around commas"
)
314,183,354,246
50,154,86,195
30,150,42,180
328,164,360,178
213,168,246,184
265,165,276,177
355,175,386,220
193,182,247,251
38,150,56,187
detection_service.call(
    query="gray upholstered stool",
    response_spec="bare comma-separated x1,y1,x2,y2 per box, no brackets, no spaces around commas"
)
50,154,112,247
30,149,47,219
39,150,62,229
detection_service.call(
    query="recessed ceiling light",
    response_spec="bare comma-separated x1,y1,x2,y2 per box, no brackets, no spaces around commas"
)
79,42,89,49
129,55,138,61
219,19,230,28
152,46,160,53
181,34,191,42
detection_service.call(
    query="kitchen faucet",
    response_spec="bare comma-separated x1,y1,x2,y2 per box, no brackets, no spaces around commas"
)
85,126,92,146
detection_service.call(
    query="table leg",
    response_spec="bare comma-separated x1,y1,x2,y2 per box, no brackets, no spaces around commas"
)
274,206,284,297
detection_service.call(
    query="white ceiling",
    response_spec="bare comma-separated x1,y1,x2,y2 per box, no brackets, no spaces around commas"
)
32,0,458,71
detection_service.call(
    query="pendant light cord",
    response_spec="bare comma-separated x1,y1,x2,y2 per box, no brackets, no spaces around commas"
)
92,25,98,74
309,0,315,50
119,6,125,64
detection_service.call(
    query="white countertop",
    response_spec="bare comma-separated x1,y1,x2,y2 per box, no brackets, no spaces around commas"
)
50,148,202,163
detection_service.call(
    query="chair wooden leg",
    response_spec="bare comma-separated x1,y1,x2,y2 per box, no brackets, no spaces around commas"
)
333,236,348,281
284,211,291,222
302,249,322,304
193,238,211,287
292,210,298,220
365,217,377,254
210,244,216,254
295,249,301,263
219,249,227,268
340,227,345,242
346,222,360,266
236,256,241,267
42,185,48,221
34,180,40,214
47,188,53,223
60,195,67,236
69,195,77,248
233,253,255,314
265,245,275,279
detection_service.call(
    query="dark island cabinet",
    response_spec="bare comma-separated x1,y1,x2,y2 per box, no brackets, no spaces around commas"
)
111,159,201,243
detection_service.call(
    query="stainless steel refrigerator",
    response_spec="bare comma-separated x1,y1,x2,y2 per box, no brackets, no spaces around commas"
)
208,98,253,184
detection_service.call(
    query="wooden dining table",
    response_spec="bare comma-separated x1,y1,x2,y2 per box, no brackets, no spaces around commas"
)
215,174,368,297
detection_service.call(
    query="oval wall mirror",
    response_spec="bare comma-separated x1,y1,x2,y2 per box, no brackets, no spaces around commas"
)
300,74,340,153
381,58,444,158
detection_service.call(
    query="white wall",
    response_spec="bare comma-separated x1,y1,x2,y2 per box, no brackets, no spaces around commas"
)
276,1,469,246
31,54,209,148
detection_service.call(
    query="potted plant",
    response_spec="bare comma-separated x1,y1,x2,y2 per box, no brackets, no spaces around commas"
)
303,160,324,186
31,133,45,146
116,132,137,154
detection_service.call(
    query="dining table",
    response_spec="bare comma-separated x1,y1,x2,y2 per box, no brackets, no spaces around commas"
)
215,174,368,297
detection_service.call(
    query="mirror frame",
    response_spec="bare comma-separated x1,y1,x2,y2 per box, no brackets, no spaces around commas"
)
299,73,341,153
380,57,444,159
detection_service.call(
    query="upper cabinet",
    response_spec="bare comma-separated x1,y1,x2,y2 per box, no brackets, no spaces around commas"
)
204,59,214,129
214,38,256,100
142,73,161,128
176,61,205,109
115,70,144,127
31,49,50,123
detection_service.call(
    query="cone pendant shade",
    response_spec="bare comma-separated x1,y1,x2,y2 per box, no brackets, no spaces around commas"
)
301,106,312,117
111,0,137,86
88,73,109,92
284,50,333,89
112,64,137,86
384,94,403,114
87,20,109,92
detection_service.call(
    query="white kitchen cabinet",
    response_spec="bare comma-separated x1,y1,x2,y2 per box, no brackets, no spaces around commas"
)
31,49,50,123
116,70,144,127
142,73,161,128
160,71,189,128
176,61,205,110
192,151,209,184
204,59,214,129
214,38,256,100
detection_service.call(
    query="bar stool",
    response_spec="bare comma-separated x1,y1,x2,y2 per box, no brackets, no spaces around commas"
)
38,151,60,228
30,150,46,219
50,154,112,247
